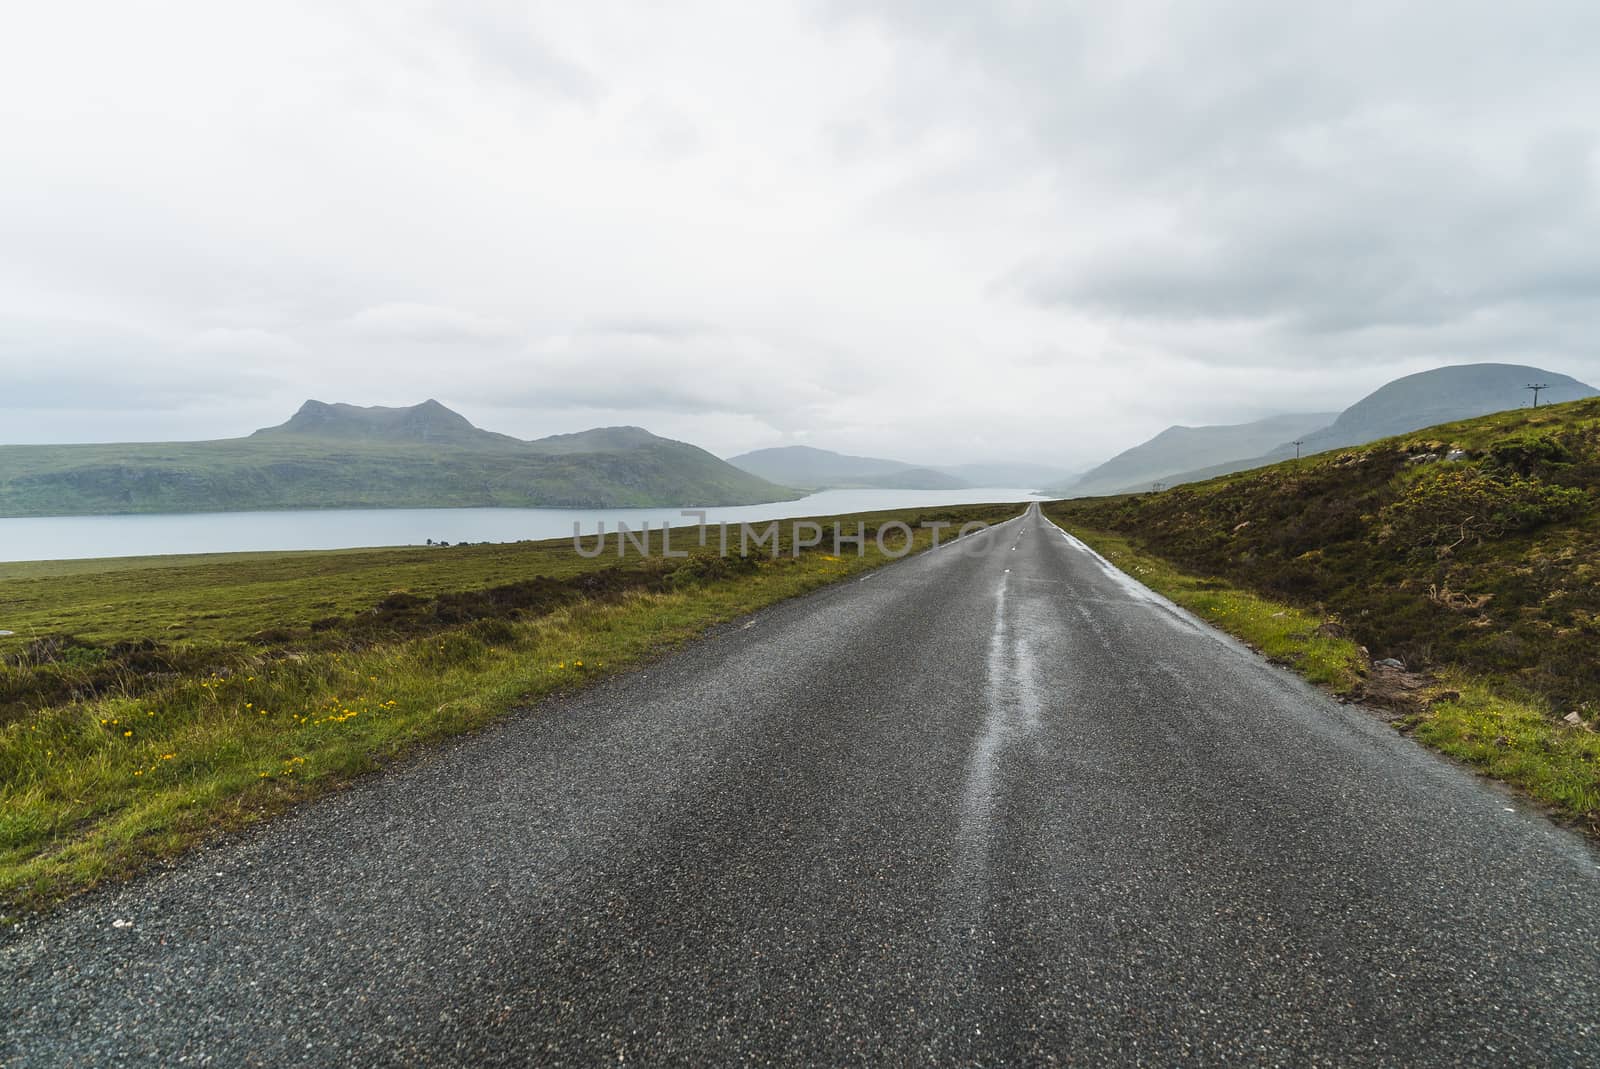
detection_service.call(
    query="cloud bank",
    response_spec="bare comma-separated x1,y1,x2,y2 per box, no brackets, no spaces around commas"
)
1,1,1596,464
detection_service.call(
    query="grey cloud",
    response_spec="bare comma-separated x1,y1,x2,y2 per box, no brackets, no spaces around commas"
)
451,323,880,423
1020,135,1600,340
441,4,599,100
182,328,308,361
843,0,1600,361
340,304,519,345
584,319,715,342
4,2,1600,463
0,323,284,410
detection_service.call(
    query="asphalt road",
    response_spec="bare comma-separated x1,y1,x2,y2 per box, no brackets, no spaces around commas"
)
5,503,1598,1066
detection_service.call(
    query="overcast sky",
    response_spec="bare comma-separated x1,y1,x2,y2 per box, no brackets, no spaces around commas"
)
3,1,1598,467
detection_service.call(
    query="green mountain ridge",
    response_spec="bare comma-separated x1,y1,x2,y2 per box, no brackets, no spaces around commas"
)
1058,363,1598,497
0,402,797,516
1306,363,1597,450
250,399,520,447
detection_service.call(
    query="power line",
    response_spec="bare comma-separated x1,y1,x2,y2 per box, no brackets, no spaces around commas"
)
1526,383,1551,407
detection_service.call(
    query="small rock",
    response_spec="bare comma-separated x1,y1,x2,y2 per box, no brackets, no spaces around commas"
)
1563,711,1585,726
1428,690,1461,704
1445,449,1467,461
1375,657,1406,670
1270,611,1287,618
111,918,133,929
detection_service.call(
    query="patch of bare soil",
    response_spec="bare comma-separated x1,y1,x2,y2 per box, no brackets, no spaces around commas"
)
1341,656,1459,721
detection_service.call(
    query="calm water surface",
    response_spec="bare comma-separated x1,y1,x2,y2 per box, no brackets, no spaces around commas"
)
0,488,1042,563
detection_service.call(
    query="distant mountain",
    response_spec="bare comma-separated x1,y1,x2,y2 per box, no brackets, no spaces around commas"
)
523,426,666,455
0,401,796,517
1060,363,1599,498
1055,413,1336,497
936,461,1080,488
851,467,969,490
251,399,518,447
727,445,963,489
1293,363,1596,455
728,446,1072,491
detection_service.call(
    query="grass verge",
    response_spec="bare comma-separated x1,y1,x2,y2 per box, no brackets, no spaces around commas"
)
1061,527,1367,690
1,505,1016,920
1058,524,1600,835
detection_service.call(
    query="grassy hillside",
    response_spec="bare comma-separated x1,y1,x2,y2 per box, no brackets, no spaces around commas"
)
0,404,796,516
0,501,1019,916
1046,396,1600,714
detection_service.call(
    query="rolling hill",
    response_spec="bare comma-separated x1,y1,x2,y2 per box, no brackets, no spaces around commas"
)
1292,363,1596,455
1059,363,1597,497
0,401,797,516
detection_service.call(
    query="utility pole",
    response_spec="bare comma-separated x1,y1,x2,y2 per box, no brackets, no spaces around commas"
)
1293,439,1304,460
1526,383,1550,407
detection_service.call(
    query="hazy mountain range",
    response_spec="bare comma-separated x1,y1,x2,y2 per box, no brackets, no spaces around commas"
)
4,362,1590,519
726,445,1076,491
0,400,1074,520
1061,413,1338,498
1051,363,1598,497
0,401,795,517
